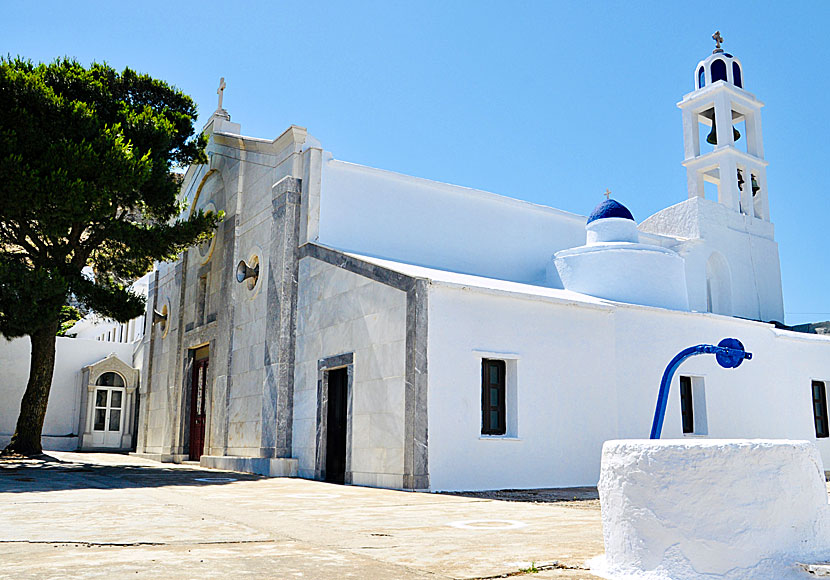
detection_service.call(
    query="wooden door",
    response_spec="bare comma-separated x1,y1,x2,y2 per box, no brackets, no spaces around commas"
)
189,352,209,460
325,367,348,484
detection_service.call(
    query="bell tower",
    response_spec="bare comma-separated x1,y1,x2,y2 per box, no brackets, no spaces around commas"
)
678,32,769,221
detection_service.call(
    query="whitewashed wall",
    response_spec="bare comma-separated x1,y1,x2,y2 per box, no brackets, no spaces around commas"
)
0,336,134,450
317,158,587,285
426,281,830,491
293,257,407,487
641,197,785,322
427,284,619,490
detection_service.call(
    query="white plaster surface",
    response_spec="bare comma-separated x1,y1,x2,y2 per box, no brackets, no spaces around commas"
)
0,336,134,450
640,197,783,321
317,157,587,285
555,242,690,311
554,215,690,311
413,255,830,490
595,439,830,580
587,218,640,244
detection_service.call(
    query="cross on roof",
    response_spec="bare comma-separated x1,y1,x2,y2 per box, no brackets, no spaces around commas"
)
604,189,612,200
712,31,724,53
217,77,226,111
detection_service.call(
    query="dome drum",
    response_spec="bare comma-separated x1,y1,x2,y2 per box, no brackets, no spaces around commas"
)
553,199,690,311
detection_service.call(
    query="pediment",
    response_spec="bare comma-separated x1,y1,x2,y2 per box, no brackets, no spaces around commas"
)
83,353,139,387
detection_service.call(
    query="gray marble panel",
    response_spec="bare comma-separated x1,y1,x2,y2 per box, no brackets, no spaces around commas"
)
262,176,302,458
404,279,429,490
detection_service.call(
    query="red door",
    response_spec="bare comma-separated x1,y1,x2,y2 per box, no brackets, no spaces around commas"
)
189,355,208,460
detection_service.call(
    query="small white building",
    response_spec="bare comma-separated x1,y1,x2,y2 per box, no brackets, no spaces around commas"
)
125,41,830,491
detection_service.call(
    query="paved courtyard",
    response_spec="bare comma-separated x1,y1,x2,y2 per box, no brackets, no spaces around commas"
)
0,452,604,579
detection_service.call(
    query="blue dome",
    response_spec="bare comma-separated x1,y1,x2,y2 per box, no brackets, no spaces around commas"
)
587,199,635,224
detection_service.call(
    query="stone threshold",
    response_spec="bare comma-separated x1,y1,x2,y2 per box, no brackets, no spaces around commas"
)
200,455,298,477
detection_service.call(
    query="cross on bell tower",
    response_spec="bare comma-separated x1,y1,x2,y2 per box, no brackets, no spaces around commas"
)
712,31,724,53
677,34,770,221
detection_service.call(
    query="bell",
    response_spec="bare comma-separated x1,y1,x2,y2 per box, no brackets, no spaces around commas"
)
737,169,744,191
236,259,259,284
706,118,741,145
751,175,760,196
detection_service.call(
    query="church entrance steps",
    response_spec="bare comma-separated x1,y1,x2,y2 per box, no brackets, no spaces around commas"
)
199,455,298,477
129,452,189,463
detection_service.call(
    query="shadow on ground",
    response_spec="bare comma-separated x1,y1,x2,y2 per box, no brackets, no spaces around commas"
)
0,455,262,493
441,486,599,504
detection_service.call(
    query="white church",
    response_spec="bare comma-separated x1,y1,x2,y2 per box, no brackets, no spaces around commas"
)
4,38,830,491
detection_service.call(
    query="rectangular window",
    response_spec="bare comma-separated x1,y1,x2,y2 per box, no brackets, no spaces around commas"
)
481,359,506,435
678,376,707,435
680,376,694,434
813,381,829,439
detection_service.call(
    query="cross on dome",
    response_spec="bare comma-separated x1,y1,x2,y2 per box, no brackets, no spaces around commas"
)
712,31,724,54
604,189,612,200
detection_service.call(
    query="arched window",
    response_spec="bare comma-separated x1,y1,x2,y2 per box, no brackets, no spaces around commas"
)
711,59,727,83
698,66,705,89
96,371,125,388
732,62,742,87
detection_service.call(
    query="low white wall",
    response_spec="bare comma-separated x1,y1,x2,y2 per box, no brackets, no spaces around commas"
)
597,439,830,579
0,336,134,451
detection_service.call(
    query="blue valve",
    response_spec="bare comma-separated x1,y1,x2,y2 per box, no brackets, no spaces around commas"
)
649,338,751,439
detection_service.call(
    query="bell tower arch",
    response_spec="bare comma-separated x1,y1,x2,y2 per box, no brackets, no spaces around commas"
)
679,32,770,221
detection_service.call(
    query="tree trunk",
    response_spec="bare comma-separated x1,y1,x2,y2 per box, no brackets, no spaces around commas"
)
4,320,59,456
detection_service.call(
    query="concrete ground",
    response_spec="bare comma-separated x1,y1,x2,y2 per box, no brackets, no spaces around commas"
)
0,452,605,580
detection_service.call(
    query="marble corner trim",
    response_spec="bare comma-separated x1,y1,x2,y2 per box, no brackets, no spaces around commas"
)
298,243,417,292
404,278,429,490
263,175,303,459
137,269,160,451
273,176,302,198
171,254,190,455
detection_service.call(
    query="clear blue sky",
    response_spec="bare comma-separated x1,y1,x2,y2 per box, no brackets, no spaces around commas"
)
4,1,829,324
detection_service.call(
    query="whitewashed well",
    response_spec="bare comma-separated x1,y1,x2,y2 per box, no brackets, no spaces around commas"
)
595,439,830,579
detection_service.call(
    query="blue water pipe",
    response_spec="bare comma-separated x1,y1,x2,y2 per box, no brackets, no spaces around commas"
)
649,338,752,439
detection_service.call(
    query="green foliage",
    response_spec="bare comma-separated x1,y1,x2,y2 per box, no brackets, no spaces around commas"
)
57,305,83,337
518,562,539,574
0,57,221,338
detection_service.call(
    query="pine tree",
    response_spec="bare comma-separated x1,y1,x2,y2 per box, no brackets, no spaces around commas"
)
0,58,221,455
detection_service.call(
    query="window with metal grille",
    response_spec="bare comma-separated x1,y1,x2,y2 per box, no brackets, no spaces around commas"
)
481,359,506,435
813,381,829,438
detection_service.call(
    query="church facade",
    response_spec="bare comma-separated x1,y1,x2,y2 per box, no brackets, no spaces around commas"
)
132,43,830,491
